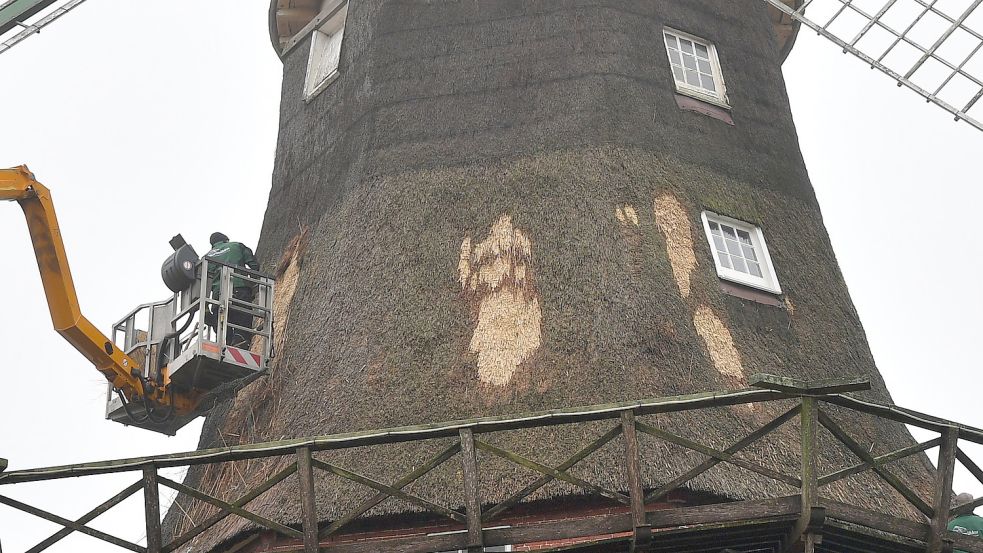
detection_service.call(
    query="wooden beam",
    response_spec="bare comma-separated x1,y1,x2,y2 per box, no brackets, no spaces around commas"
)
750,374,871,395
645,404,800,503
928,428,958,553
483,425,622,522
27,480,142,553
819,410,934,517
821,498,929,542
156,476,303,539
459,429,483,553
475,439,630,505
164,462,298,553
322,443,461,537
819,437,942,487
0,492,145,553
0,387,790,485
143,464,162,553
622,412,651,552
784,397,822,553
298,447,319,553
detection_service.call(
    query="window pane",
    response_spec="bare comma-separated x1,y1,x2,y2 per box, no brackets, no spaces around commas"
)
741,244,758,261
665,33,678,48
700,74,716,92
725,239,742,256
672,65,685,82
721,225,737,240
712,235,727,252
698,59,712,73
695,42,709,57
718,253,732,269
668,49,681,65
747,261,763,277
737,230,752,243
731,255,748,273
685,69,701,86
683,55,697,70
708,221,720,232
680,39,694,54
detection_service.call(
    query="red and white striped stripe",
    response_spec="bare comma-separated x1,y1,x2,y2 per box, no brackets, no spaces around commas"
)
226,346,263,370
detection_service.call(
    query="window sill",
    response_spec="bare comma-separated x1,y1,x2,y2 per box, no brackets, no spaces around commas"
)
674,94,734,126
304,69,340,103
719,280,784,308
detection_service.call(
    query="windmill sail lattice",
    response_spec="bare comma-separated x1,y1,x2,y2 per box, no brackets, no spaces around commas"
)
764,0,983,131
0,0,89,55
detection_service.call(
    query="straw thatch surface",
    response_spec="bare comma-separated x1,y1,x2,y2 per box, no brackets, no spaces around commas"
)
164,1,936,551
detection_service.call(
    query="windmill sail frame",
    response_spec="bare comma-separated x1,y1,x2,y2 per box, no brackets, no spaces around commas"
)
763,0,983,132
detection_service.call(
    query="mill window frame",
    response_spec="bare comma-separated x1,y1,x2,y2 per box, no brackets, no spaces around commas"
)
701,211,781,294
303,0,349,102
663,28,729,108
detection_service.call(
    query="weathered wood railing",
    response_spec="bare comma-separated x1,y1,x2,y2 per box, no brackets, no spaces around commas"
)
3,374,983,553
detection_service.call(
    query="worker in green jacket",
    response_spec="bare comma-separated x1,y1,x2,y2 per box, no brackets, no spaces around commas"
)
204,232,259,348
950,493,983,553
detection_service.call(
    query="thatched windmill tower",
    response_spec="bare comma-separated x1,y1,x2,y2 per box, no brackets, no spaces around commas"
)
168,1,939,551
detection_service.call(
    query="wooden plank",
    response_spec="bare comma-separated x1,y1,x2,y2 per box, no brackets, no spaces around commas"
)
819,438,941,487
156,475,303,539
784,397,820,553
164,462,298,553
621,412,651,552
322,442,460,537
483,425,622,522
310,458,466,523
0,388,790,485
819,411,934,518
822,497,929,542
144,464,162,553
0,493,145,553
474,439,630,505
647,496,801,529
28,480,142,553
950,532,983,553
928,428,958,553
459,429,483,552
635,420,801,487
820,395,983,446
298,447,319,553
750,374,871,395
645,404,800,503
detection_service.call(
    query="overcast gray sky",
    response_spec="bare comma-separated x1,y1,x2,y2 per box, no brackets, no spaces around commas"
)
1,1,982,551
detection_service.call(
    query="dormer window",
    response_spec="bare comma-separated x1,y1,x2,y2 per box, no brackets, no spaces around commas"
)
701,212,781,294
304,0,349,101
663,28,729,107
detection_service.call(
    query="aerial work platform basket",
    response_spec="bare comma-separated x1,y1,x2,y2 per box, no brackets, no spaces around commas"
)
105,258,275,434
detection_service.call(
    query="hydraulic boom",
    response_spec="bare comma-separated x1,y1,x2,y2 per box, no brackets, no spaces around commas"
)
1,166,195,418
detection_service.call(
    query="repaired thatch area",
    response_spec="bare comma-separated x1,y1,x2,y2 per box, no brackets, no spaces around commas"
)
168,1,934,551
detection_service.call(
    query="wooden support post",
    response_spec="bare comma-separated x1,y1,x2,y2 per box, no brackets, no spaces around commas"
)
929,428,959,553
622,411,652,552
298,447,319,553
459,428,484,553
143,464,162,553
784,397,823,553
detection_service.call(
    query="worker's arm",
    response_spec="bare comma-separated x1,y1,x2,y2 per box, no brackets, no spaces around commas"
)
1,166,147,394
242,244,259,271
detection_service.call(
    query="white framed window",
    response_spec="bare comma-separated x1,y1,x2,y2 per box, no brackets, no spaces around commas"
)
663,28,729,107
304,0,349,101
701,211,781,294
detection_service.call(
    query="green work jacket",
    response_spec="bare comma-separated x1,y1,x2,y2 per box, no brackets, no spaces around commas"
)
205,241,259,293
950,514,983,553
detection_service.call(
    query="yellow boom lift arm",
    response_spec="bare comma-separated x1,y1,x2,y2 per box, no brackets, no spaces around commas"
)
1,166,196,416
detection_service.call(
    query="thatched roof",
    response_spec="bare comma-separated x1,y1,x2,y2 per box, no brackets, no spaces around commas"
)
166,1,934,551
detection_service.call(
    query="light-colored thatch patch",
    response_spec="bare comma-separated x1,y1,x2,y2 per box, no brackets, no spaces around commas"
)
616,204,639,227
654,194,696,298
693,304,745,385
459,215,542,386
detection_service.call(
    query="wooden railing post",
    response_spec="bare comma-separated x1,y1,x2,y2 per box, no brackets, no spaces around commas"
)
142,464,161,553
298,447,319,553
929,428,958,553
459,428,484,553
785,397,824,553
622,411,652,552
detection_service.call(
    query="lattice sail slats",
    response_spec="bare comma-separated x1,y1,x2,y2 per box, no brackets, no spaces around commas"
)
0,0,88,55
764,0,983,132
